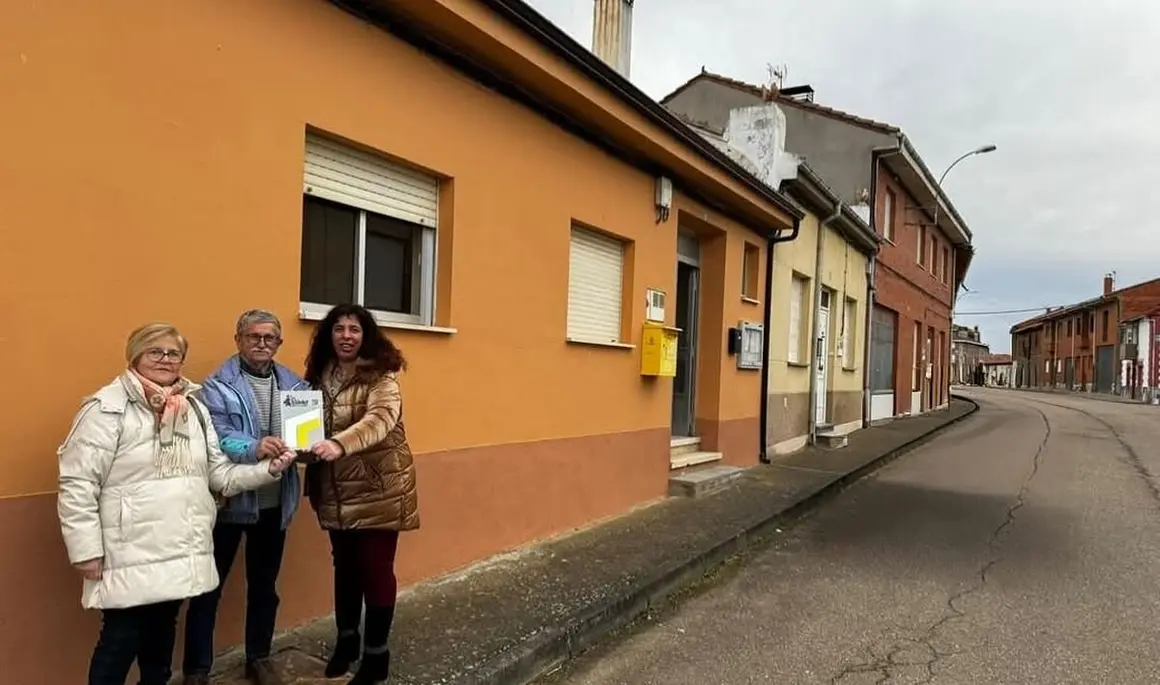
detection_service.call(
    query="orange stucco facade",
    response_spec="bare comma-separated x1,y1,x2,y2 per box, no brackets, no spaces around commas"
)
0,0,792,680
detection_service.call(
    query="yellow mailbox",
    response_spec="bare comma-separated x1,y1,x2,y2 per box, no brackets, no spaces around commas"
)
641,322,681,377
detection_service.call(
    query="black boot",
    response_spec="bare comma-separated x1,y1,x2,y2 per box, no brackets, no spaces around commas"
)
327,548,365,679
325,630,362,678
346,649,390,685
346,604,394,684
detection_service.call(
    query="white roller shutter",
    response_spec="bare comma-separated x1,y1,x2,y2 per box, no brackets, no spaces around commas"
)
304,133,438,227
567,227,624,344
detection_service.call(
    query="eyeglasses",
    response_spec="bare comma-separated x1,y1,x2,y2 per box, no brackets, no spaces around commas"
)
243,334,282,347
144,348,185,363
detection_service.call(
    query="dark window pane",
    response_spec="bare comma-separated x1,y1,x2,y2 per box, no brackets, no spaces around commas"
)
301,196,356,305
364,212,416,315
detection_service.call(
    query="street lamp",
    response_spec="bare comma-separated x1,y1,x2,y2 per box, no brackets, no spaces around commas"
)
932,143,996,286
939,144,997,185
935,144,995,391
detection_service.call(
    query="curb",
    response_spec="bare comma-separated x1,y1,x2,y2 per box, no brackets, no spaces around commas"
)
1004,386,1153,407
478,395,982,685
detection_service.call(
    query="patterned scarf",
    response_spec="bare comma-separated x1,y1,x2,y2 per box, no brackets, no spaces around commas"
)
123,369,196,477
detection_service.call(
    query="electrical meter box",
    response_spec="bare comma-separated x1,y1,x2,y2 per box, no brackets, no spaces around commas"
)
641,322,680,377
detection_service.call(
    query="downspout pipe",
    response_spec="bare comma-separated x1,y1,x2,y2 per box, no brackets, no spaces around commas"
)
807,202,844,445
862,149,884,428
861,255,877,427
759,216,802,464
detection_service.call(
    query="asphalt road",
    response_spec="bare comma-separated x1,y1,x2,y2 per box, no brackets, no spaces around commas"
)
537,389,1160,685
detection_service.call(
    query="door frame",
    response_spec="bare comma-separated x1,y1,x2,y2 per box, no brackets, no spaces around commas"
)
672,230,701,437
815,289,831,426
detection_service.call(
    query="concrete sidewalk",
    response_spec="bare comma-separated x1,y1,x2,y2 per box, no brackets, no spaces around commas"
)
208,398,977,685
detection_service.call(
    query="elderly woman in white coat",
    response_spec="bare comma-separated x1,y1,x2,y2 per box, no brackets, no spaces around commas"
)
57,323,297,685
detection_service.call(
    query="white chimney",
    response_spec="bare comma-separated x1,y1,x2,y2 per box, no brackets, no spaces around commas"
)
592,0,633,78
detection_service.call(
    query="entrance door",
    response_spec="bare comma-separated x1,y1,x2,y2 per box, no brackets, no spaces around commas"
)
868,305,897,422
815,290,831,425
671,260,700,437
1095,345,1115,393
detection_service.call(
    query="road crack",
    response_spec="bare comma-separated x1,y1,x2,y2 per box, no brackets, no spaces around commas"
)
1022,396,1160,508
830,407,1050,685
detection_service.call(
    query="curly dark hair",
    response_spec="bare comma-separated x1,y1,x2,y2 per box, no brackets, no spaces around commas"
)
304,303,406,386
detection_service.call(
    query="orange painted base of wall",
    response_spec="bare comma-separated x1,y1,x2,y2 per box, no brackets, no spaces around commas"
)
698,416,761,467
0,427,669,684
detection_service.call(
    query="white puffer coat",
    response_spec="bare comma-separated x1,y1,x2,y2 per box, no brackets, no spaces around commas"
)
57,374,279,610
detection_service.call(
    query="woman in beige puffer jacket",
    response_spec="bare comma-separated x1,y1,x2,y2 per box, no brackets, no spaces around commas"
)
57,323,296,685
302,304,420,685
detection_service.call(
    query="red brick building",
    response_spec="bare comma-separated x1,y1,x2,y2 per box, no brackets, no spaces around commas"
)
662,71,975,421
1011,274,1160,393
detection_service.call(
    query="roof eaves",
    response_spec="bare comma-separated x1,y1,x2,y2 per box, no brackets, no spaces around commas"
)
874,141,973,250
669,70,901,135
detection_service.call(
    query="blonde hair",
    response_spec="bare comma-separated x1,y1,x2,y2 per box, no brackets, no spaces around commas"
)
125,323,189,365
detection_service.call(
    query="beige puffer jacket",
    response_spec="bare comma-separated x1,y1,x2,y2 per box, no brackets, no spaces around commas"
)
306,366,419,532
57,374,279,610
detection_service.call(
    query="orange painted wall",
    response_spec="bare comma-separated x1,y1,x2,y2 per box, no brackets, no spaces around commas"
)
0,0,772,665
3,0,670,494
0,2,776,679
4,0,701,578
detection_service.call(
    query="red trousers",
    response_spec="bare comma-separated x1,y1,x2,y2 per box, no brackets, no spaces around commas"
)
328,529,400,611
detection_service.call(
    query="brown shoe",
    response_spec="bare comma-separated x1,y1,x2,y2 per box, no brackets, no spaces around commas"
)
182,676,211,685
245,657,286,685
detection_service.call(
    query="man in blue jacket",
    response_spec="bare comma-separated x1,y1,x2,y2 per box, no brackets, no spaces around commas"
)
182,310,307,685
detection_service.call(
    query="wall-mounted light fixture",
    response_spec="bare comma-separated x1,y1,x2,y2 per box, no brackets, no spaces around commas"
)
655,175,673,224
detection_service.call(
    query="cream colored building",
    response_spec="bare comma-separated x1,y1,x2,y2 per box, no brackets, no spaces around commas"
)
767,164,879,454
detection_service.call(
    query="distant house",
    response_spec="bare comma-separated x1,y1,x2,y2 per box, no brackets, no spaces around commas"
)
951,324,990,385
1010,273,1160,393
663,70,975,421
1118,310,1160,403
980,354,1014,387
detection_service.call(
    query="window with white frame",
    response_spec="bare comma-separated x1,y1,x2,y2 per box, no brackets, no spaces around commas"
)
843,297,857,368
567,225,626,344
883,190,896,242
787,273,810,364
742,242,761,300
300,133,438,326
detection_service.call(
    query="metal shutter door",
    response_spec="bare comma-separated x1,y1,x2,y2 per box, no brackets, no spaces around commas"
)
568,227,624,343
304,133,438,227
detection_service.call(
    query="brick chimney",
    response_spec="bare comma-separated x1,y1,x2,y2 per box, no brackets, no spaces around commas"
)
1103,272,1115,295
592,0,633,78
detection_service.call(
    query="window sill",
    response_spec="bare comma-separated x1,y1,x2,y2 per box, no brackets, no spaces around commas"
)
842,366,858,373
740,296,761,306
298,305,457,335
787,361,810,369
567,338,636,350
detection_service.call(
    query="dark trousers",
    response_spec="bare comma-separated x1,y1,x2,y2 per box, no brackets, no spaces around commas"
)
182,507,287,675
88,600,182,685
328,529,399,649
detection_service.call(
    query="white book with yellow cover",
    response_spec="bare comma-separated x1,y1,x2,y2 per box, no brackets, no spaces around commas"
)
280,390,325,450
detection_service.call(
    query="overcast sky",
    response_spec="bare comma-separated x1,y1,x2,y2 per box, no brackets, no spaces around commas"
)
527,0,1160,353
